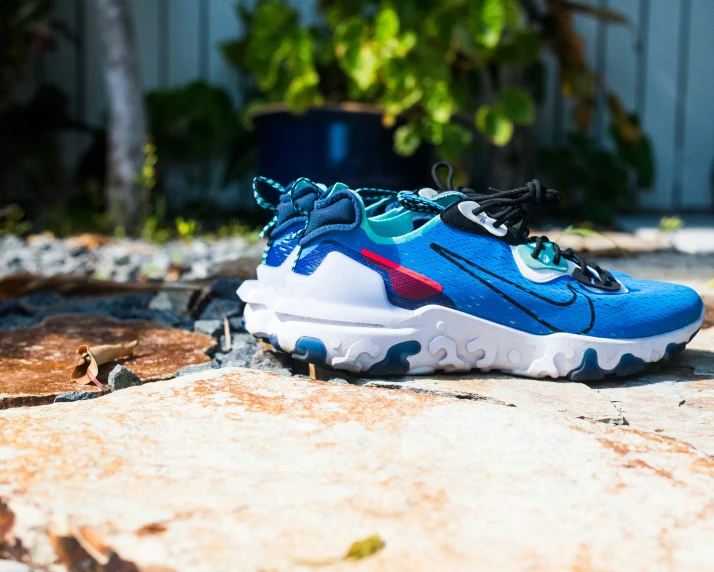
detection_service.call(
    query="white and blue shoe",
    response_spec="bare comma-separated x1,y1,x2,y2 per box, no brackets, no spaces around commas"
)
243,175,704,380
238,175,436,343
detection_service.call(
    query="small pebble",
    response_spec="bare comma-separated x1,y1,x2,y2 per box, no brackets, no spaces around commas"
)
194,319,223,338
175,361,219,377
108,365,143,391
55,391,101,403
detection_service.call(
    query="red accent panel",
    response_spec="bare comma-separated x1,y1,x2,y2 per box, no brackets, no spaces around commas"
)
361,248,443,301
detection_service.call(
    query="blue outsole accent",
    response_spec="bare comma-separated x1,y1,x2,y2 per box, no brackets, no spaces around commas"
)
292,336,328,365
568,348,646,381
367,341,421,376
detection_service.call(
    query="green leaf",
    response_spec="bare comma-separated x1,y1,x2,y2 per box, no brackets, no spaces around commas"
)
334,19,379,91
424,80,454,124
375,8,399,46
471,0,506,49
494,30,541,65
439,123,474,161
501,87,535,125
394,123,421,156
285,71,322,113
503,0,522,28
658,216,684,233
476,104,513,146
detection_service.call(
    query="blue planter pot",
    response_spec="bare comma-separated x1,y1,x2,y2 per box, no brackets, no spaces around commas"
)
253,105,432,190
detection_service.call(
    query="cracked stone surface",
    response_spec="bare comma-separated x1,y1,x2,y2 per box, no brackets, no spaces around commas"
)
0,315,216,409
1,368,714,570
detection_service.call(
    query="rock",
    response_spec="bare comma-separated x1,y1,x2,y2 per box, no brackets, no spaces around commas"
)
0,315,216,409
1,368,714,570
199,299,243,321
194,319,223,338
148,290,195,316
0,559,31,571
209,277,243,300
250,348,292,376
108,365,142,391
147,291,174,311
214,333,259,368
228,317,245,331
175,361,219,377
54,391,101,403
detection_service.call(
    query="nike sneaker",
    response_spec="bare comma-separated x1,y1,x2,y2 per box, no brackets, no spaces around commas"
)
263,181,704,380
237,175,442,340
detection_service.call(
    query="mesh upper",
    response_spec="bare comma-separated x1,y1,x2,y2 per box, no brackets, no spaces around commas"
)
295,222,703,339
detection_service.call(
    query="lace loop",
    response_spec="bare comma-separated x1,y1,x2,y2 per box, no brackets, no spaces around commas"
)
431,161,455,192
470,180,614,288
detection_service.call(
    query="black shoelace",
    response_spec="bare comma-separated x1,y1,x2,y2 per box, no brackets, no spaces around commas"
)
468,180,616,289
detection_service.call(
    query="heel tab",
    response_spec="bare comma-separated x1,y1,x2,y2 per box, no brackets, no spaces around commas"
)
299,189,364,246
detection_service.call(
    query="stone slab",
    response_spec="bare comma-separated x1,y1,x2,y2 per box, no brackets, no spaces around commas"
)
1,368,714,570
364,374,626,424
0,315,216,409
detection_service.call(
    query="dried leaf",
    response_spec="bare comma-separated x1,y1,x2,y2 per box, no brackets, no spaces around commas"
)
71,340,138,385
344,535,386,560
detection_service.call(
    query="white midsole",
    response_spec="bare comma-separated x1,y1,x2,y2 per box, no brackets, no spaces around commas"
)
237,249,298,337
240,251,704,378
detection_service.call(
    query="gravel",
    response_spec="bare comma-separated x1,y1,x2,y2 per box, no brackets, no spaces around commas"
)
108,365,143,391
54,391,101,403
194,319,224,338
175,361,220,377
0,233,322,397
0,234,263,283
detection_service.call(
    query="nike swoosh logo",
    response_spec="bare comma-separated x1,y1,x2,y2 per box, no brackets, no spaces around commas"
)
430,243,595,335
361,248,443,301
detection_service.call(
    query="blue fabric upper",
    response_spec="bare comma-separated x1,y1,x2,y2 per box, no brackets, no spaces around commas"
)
293,209,703,340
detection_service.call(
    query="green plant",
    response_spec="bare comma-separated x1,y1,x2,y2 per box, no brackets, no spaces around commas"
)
175,216,200,238
222,1,647,154
222,0,543,159
539,132,652,224
659,216,683,233
222,0,653,222
0,204,32,237
145,81,253,185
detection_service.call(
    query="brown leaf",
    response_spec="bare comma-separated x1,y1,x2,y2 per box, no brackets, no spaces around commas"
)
71,340,138,385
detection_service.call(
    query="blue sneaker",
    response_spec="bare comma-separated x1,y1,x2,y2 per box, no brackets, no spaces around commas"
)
262,181,704,379
238,173,453,339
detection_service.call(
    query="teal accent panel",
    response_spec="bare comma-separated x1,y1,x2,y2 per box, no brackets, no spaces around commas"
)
516,243,568,272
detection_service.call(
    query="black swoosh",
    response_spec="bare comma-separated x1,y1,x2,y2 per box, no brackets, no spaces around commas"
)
431,243,595,335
